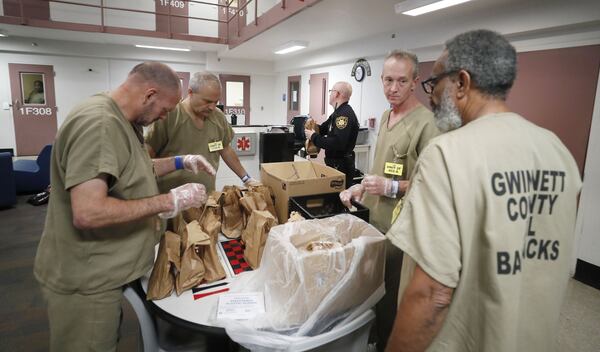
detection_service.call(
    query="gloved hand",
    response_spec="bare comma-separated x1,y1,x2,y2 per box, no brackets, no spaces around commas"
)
244,177,262,187
183,155,216,176
362,175,397,198
159,183,207,219
339,184,365,208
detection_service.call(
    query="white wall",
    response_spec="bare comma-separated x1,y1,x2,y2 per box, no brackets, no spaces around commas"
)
0,43,277,152
248,74,277,125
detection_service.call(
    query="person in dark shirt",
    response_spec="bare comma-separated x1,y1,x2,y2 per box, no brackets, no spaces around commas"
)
305,81,359,188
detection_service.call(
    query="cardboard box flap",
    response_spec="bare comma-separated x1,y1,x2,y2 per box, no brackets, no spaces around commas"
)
260,161,345,223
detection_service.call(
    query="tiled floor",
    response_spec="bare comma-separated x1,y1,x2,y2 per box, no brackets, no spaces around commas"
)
558,279,600,351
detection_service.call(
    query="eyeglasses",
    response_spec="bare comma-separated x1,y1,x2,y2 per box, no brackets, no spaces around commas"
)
421,70,460,94
328,89,338,94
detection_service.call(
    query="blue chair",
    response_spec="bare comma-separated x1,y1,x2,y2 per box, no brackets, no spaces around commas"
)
0,152,17,208
13,144,52,194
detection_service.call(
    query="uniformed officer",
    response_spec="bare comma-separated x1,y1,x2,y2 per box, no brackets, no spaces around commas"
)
305,81,359,188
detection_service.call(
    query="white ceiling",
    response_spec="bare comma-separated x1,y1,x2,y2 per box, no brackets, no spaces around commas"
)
1,0,599,63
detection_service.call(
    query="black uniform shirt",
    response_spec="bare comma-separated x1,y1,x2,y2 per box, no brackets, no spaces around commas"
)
311,102,359,158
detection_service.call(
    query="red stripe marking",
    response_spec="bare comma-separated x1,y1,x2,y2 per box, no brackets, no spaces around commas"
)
193,288,229,300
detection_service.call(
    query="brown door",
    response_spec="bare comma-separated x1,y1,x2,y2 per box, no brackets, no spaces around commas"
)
287,75,301,122
219,74,250,125
177,71,190,99
8,64,57,156
155,0,189,34
309,72,328,124
309,72,328,164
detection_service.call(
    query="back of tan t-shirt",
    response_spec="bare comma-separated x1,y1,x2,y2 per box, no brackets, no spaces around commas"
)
388,113,582,352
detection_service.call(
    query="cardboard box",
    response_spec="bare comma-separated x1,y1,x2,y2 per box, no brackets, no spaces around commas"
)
260,161,345,223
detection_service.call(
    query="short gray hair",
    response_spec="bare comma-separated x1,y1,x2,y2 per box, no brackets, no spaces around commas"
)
189,72,221,93
444,29,516,100
129,62,180,91
384,50,419,79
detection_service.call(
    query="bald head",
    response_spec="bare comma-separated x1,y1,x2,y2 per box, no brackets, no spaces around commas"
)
128,62,181,92
112,61,181,125
333,81,352,101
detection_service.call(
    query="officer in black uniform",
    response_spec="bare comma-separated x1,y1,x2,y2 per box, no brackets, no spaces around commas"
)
305,81,359,188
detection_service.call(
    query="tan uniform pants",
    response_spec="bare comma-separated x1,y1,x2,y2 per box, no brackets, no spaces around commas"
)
41,285,123,352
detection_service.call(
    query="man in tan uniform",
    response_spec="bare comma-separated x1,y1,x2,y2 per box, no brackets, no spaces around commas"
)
146,71,260,193
340,50,439,351
386,30,582,352
34,62,215,352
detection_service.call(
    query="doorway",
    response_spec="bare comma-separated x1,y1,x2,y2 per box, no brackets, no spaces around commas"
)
177,71,190,99
8,64,58,156
309,72,328,124
287,75,301,122
219,74,250,125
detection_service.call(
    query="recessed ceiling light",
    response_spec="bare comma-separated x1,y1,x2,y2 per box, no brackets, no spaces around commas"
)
135,44,190,52
274,40,308,55
395,0,473,16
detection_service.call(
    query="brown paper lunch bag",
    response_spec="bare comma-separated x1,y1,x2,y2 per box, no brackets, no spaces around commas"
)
146,231,181,300
242,210,277,269
221,185,244,239
175,220,209,295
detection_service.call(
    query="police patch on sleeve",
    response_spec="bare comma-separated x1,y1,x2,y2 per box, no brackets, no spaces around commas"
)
335,116,349,129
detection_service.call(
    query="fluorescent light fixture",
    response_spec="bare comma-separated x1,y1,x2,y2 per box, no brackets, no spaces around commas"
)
395,0,473,16
135,44,190,52
274,40,308,55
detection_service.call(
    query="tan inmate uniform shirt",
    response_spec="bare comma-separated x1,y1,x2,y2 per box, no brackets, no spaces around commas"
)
363,105,438,233
145,103,233,193
34,93,163,295
388,113,582,352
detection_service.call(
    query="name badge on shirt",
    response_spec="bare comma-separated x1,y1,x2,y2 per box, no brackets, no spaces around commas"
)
384,162,403,176
208,140,224,152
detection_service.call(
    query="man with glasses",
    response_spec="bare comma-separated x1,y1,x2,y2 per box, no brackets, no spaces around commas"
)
385,29,581,351
304,81,359,188
146,71,260,192
340,50,439,352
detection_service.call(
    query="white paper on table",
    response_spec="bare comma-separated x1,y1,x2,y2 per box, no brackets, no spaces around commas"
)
217,292,265,320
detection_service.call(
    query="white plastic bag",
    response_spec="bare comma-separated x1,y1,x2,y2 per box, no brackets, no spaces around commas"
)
221,214,386,350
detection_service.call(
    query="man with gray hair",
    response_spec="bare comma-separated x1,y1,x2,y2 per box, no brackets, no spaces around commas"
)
305,81,360,188
340,49,439,351
146,71,260,192
385,29,581,351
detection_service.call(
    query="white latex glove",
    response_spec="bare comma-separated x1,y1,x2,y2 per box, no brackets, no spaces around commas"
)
362,175,396,198
183,155,216,176
244,177,262,187
159,183,207,219
304,128,315,140
339,184,365,208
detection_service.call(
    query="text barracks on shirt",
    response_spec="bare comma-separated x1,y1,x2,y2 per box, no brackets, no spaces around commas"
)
490,169,568,275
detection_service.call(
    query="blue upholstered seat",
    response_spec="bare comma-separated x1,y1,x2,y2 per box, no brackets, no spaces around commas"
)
13,144,52,194
0,152,17,208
